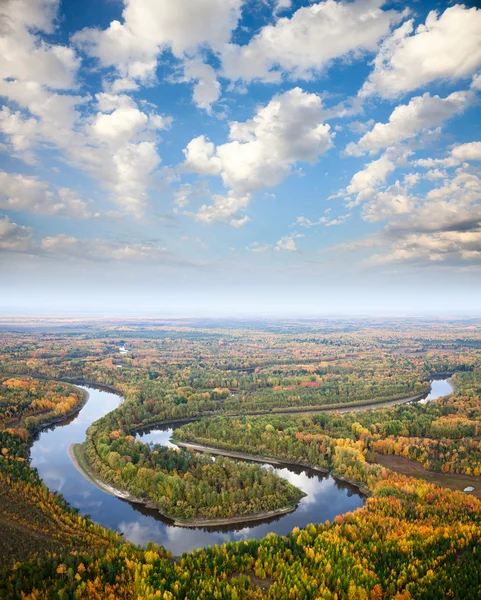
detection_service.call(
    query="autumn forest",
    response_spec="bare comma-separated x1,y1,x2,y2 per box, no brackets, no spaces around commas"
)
0,316,481,599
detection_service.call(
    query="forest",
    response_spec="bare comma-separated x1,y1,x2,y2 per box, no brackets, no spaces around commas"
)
0,317,481,598
78,424,304,522
175,371,481,479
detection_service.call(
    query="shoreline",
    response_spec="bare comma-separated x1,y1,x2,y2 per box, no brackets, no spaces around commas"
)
172,504,298,528
176,440,330,473
176,440,370,497
2,371,435,433
29,386,90,438
3,385,90,440
68,443,303,529
131,389,431,435
32,374,454,534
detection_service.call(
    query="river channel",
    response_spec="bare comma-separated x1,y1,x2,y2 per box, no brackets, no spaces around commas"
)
30,378,452,555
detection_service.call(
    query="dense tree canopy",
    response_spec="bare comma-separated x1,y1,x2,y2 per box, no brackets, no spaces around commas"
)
1,317,480,598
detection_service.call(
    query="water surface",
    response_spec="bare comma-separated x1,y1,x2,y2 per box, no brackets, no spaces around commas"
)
31,380,450,554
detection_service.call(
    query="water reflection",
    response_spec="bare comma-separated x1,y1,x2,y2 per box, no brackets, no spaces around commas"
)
419,378,453,404
30,379,451,555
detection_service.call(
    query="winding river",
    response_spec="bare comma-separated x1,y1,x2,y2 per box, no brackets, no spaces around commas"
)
30,378,452,555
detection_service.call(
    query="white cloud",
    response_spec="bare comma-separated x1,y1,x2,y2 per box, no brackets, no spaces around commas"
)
296,212,351,227
222,0,405,82
0,2,173,216
403,172,421,188
347,119,375,135
370,230,481,266
346,91,471,156
381,166,481,235
174,184,192,209
229,215,251,228
90,106,147,143
0,83,171,216
40,234,174,262
184,88,332,223
0,171,95,218
344,165,481,266
274,0,292,14
247,242,272,253
360,5,481,98
415,141,481,168
0,219,189,265
0,216,33,252
195,192,251,224
275,233,304,252
0,0,80,90
182,60,221,113
344,153,395,204
216,87,332,192
362,181,416,222
73,0,243,87
425,169,447,181
183,136,222,176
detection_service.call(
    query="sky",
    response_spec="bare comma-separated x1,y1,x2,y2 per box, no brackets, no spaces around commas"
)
1,0,481,316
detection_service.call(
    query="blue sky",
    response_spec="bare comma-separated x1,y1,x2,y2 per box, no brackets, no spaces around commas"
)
1,0,481,315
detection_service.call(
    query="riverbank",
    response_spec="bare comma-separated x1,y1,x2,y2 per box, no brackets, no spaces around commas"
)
176,440,370,497
130,389,431,437
30,386,90,438
69,443,304,529
176,440,329,473
3,385,90,440
172,505,298,528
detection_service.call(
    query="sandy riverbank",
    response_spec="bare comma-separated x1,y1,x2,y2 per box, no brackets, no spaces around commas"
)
68,443,303,528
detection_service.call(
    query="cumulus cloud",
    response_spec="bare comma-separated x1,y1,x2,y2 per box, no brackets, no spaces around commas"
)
195,192,251,224
0,216,33,252
275,233,304,252
384,166,481,235
370,230,481,266
0,82,171,215
0,0,80,90
334,165,481,267
415,141,481,168
0,1,84,163
229,215,251,228
0,171,95,218
360,5,481,98
222,0,405,82
0,1,176,216
184,88,332,223
362,181,416,222
183,136,222,176
73,0,243,89
344,154,396,205
274,0,292,14
182,60,221,114
346,91,471,156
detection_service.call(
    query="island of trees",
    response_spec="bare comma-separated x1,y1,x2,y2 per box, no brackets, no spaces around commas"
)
0,316,480,598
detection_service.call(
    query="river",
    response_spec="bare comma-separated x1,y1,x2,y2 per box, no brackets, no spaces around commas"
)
30,378,452,555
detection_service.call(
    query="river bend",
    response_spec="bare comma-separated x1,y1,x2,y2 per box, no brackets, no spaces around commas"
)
30,378,452,555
